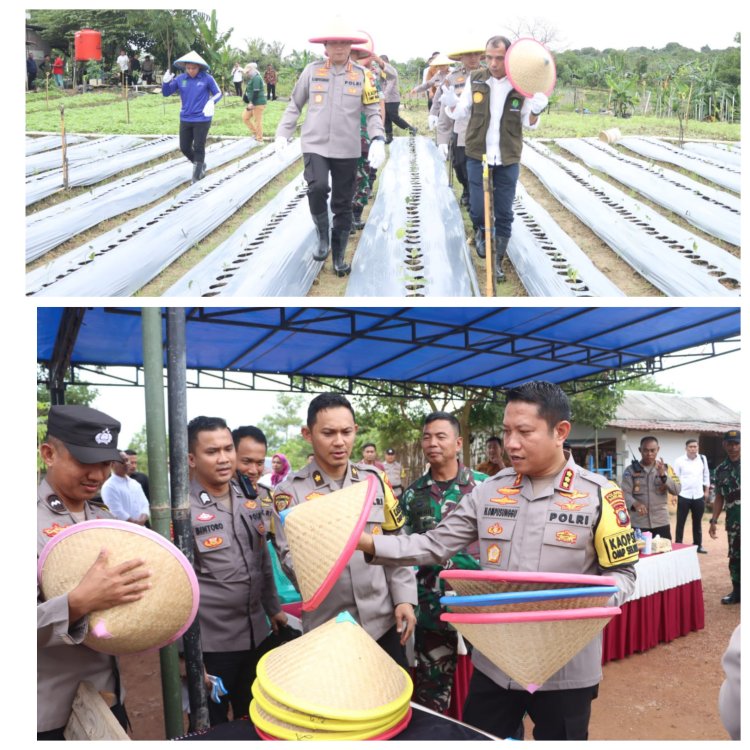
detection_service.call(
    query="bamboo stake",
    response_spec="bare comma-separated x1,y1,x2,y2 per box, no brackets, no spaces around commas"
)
60,105,68,189
482,155,495,298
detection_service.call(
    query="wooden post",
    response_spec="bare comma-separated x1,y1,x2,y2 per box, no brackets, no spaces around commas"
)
482,155,495,298
60,105,69,189
64,682,130,740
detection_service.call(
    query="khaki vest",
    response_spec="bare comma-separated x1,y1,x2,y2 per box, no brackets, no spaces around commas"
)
464,68,526,165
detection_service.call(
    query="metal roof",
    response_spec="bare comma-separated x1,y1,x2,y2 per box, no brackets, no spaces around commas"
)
36,306,740,397
608,391,740,433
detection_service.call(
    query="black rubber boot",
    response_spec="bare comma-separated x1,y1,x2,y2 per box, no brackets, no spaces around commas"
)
460,189,470,208
721,582,740,604
198,162,206,180
473,227,486,259
350,206,365,234
495,236,510,282
331,228,351,277
311,212,330,261
191,161,203,183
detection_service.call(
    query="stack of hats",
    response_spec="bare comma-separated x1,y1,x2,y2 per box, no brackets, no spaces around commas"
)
280,475,377,611
249,612,413,740
439,570,620,693
38,519,199,654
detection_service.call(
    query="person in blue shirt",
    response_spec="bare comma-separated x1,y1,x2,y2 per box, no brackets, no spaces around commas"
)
162,50,222,182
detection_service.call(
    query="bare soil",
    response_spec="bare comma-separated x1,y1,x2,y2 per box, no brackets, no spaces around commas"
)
119,516,739,740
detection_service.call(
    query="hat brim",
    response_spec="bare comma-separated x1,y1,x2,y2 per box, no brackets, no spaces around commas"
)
309,35,369,44
65,441,123,464
448,48,485,61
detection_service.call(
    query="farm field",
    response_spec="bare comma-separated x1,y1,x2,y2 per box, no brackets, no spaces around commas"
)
25,89,741,298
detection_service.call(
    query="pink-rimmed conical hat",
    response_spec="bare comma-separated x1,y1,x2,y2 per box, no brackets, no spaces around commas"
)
282,475,376,611
256,612,413,721
442,606,620,693
309,19,369,45
505,37,557,97
440,569,617,598
37,519,199,655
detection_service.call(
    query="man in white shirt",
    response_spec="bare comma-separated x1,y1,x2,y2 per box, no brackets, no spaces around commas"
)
443,35,548,281
101,451,150,524
116,49,130,86
673,438,710,553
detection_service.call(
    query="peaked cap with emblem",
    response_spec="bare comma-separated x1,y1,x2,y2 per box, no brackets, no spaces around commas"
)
723,430,740,443
47,405,122,463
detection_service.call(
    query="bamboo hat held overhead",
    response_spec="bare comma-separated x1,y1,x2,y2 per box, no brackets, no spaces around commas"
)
173,50,210,70
309,18,369,44
504,37,557,96
350,30,375,59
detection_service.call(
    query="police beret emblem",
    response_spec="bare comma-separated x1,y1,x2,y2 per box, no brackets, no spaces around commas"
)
95,428,113,445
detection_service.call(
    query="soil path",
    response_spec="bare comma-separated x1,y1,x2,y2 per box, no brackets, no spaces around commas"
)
119,516,739,740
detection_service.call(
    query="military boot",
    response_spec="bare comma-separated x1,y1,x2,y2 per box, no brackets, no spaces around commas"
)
331,227,351,277
721,582,740,604
311,212,330,261
495,236,510,282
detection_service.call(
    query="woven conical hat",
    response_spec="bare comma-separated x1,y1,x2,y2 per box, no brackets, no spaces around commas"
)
505,37,556,97
448,44,485,61
309,18,369,44
256,612,413,721
282,475,376,611
38,519,199,655
173,50,210,70
250,697,411,740
251,678,406,732
441,585,619,613
429,53,453,67
351,30,375,59
442,606,620,693
441,569,617,598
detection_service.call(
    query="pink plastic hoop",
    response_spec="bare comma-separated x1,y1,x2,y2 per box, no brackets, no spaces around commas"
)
441,606,621,625
440,569,618,588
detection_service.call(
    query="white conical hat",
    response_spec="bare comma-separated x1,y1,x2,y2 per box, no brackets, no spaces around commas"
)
350,30,375,59
38,519,199,655
309,18,369,44
281,475,376,611
429,53,453,67
447,43,485,61
505,37,557,96
174,50,210,70
441,606,620,693
256,612,413,721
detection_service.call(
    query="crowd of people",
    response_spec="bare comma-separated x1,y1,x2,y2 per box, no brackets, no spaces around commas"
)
37,380,741,740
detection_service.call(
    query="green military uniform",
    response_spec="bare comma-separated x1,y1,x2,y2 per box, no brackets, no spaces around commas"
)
401,463,486,713
712,456,740,586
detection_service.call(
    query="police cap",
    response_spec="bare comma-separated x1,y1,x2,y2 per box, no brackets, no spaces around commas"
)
722,430,741,443
47,405,122,463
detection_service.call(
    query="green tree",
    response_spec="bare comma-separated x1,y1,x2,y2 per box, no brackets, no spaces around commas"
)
257,393,306,449
193,9,233,72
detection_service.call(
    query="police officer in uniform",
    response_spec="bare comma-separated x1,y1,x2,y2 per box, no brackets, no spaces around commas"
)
402,411,487,714
383,448,405,499
710,430,741,604
272,393,417,670
187,417,287,725
357,381,638,741
621,436,680,539
37,405,151,739
444,36,549,280
431,44,484,208
275,20,386,276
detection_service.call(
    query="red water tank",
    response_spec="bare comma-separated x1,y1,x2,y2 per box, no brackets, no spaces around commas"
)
74,29,102,61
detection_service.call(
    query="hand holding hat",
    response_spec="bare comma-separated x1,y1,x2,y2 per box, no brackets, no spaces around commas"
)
438,142,449,160
202,99,215,117
530,92,549,116
162,69,174,83
367,139,386,169
427,114,438,131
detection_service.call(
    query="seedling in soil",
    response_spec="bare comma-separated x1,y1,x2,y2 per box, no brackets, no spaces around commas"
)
396,227,406,239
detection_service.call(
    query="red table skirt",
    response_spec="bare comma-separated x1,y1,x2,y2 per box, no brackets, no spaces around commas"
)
447,579,705,721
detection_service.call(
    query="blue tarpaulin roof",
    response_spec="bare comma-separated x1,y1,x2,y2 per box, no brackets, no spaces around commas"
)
37,307,740,393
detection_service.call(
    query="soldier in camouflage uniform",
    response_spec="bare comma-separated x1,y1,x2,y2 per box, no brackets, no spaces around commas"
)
401,411,487,714
710,430,741,604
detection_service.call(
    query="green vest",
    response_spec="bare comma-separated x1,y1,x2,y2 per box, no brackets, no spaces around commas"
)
464,68,526,165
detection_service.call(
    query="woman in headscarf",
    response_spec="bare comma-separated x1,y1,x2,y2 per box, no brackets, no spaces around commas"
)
270,454,291,487
162,50,222,183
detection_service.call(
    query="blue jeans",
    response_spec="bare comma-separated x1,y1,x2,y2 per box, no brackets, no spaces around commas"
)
466,157,520,239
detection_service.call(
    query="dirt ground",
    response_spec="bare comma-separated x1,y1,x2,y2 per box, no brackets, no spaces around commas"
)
119,515,739,741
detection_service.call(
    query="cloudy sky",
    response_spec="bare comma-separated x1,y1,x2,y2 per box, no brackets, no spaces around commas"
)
203,0,740,60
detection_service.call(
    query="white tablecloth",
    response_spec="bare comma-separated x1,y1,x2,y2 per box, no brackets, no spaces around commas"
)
629,544,702,602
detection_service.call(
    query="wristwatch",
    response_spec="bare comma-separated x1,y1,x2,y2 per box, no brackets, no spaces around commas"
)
709,518,718,524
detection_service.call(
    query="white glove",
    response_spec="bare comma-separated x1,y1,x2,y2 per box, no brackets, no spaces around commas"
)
530,92,549,115
367,139,386,170
440,85,459,108
427,114,438,131
438,142,449,160
162,70,174,84
202,99,215,117
274,136,288,154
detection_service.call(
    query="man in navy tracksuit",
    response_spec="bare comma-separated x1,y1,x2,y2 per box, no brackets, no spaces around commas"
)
162,50,223,182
